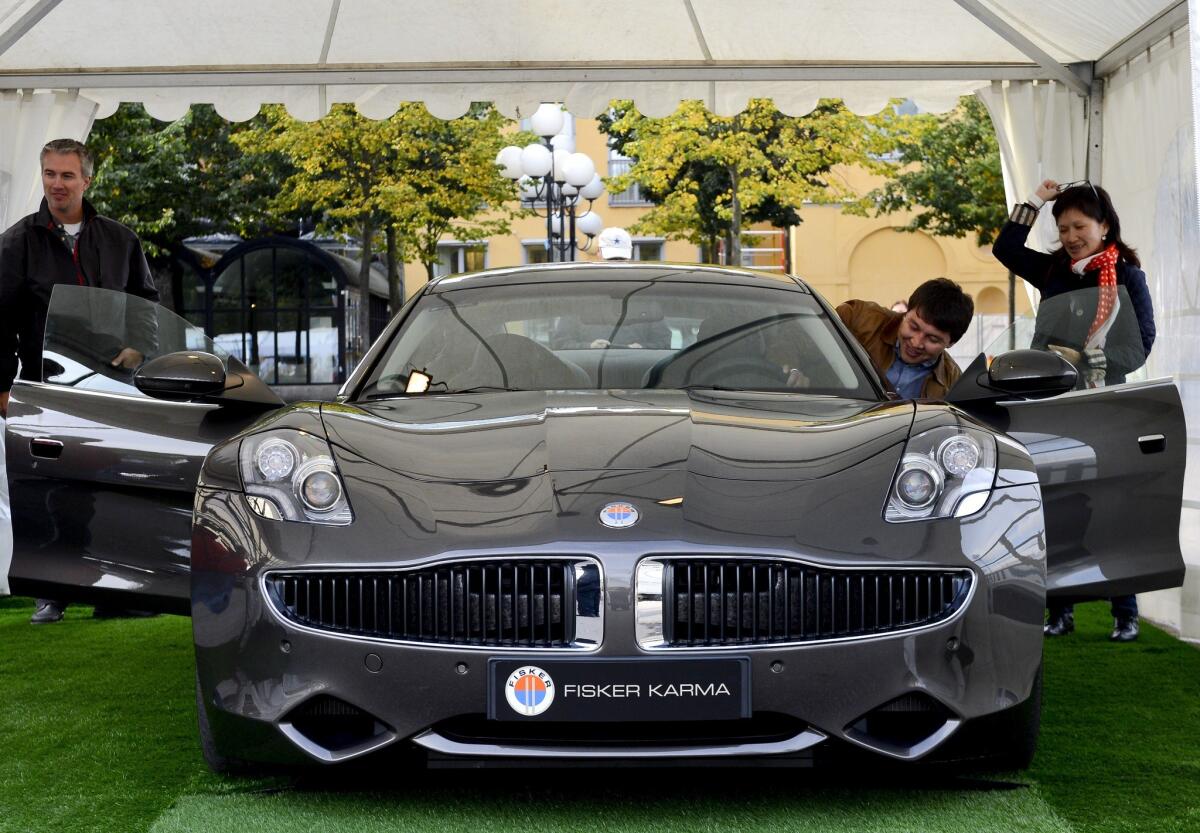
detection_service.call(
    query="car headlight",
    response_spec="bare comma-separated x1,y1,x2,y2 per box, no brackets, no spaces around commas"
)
885,424,996,522
239,430,353,525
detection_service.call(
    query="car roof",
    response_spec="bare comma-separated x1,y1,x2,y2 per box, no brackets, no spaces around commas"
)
427,261,812,294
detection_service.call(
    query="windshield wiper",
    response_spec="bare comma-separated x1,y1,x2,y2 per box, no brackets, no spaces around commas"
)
366,386,527,399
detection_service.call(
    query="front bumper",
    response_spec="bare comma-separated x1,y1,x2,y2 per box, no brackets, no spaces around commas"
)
192,467,1045,768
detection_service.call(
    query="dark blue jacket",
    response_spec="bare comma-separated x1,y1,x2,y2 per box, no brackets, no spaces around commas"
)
992,218,1155,357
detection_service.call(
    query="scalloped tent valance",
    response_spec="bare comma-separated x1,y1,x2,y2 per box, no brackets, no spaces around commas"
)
0,0,1183,121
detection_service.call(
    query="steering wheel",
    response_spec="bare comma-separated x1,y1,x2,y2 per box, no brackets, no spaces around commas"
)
647,351,787,389
695,357,788,388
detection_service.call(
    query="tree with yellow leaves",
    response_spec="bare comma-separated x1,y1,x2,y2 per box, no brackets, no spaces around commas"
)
235,102,523,360
600,99,897,264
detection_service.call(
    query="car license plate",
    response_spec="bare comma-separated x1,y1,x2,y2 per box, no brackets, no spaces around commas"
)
488,658,750,721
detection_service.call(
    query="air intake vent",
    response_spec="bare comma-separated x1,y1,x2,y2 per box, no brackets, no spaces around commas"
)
266,559,601,649
637,558,971,648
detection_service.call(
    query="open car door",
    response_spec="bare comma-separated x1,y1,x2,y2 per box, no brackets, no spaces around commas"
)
949,286,1185,600
4,285,282,612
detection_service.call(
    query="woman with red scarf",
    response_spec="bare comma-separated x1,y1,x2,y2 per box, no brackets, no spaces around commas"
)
993,178,1154,643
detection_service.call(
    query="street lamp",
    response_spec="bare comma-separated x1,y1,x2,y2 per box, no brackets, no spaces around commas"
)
496,103,606,261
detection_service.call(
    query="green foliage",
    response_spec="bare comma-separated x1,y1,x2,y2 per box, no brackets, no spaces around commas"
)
849,96,1006,246
599,99,898,261
87,104,295,259
377,103,528,281
233,102,525,281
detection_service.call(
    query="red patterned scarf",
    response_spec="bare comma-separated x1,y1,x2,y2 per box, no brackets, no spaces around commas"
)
1074,244,1119,343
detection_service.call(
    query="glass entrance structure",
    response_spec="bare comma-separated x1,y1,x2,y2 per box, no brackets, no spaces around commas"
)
175,237,389,388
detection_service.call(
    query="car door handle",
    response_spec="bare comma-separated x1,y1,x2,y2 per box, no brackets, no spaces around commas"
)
1138,434,1166,454
30,438,64,459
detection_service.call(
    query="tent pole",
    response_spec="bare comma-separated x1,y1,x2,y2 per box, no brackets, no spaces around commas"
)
1085,77,1104,183
0,0,61,60
950,0,1090,97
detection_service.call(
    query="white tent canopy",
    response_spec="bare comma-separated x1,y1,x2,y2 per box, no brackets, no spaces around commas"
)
0,0,1186,120
0,0,1198,637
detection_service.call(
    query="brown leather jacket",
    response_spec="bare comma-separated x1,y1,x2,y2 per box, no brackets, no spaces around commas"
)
836,300,961,400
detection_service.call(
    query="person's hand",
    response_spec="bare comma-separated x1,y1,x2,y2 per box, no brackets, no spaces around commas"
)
1083,348,1107,387
1034,179,1059,203
1047,343,1082,364
0,390,8,419
785,367,810,388
627,342,642,349
111,347,144,369
589,339,611,349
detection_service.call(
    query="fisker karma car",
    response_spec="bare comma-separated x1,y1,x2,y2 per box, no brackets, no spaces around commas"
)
5,265,1184,771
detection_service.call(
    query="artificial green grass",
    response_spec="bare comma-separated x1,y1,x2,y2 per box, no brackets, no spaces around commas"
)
0,596,206,833
1031,602,1200,833
149,782,1072,833
0,595,1196,833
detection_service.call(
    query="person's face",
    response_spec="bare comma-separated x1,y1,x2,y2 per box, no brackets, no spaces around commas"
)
1056,207,1109,260
897,308,952,365
42,151,91,218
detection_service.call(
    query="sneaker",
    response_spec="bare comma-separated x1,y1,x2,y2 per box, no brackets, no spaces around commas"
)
30,600,66,624
1110,616,1139,642
1044,610,1075,637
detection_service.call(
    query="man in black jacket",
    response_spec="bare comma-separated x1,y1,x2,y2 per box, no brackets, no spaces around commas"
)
0,138,159,624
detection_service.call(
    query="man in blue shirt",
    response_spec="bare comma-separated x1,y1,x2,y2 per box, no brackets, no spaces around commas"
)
835,278,974,400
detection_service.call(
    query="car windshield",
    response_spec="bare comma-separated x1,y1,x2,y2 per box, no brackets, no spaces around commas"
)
979,285,1149,387
358,279,877,399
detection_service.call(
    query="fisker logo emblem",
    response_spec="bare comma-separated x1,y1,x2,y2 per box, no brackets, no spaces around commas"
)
505,665,555,716
599,502,640,529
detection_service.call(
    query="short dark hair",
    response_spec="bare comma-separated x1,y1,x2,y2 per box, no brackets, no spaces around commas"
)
40,138,94,177
906,278,974,344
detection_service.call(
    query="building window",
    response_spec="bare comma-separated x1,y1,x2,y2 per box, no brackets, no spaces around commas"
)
435,243,487,277
632,240,663,261
608,155,652,206
523,241,551,264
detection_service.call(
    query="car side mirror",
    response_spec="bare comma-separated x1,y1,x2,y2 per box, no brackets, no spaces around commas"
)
987,349,1078,396
947,349,1079,407
134,351,227,401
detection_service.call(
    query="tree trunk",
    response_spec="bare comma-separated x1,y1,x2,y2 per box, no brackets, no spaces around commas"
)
386,224,404,315
356,216,376,367
728,166,742,267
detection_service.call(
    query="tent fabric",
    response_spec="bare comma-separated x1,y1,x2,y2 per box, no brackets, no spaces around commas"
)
0,0,1181,121
978,78,1090,269
0,89,96,228
1100,26,1198,632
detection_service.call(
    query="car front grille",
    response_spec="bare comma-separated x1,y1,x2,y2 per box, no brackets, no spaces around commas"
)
265,559,600,649
637,558,972,648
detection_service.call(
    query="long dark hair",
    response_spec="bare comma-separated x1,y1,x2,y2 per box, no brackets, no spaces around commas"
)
1050,183,1140,268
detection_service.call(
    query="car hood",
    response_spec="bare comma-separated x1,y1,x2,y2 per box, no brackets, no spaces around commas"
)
321,390,913,484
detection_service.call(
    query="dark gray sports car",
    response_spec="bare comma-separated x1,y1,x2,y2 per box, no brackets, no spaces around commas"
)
5,265,1185,771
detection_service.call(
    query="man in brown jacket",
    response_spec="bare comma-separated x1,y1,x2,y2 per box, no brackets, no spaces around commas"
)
836,278,974,400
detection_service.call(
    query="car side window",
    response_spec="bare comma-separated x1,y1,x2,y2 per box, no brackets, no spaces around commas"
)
980,286,1147,387
41,284,230,398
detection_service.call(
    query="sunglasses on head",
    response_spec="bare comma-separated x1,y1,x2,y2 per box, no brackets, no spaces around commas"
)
1057,180,1099,201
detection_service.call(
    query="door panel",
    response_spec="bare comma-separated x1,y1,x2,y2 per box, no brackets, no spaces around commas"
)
4,285,276,610
1000,380,1185,599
